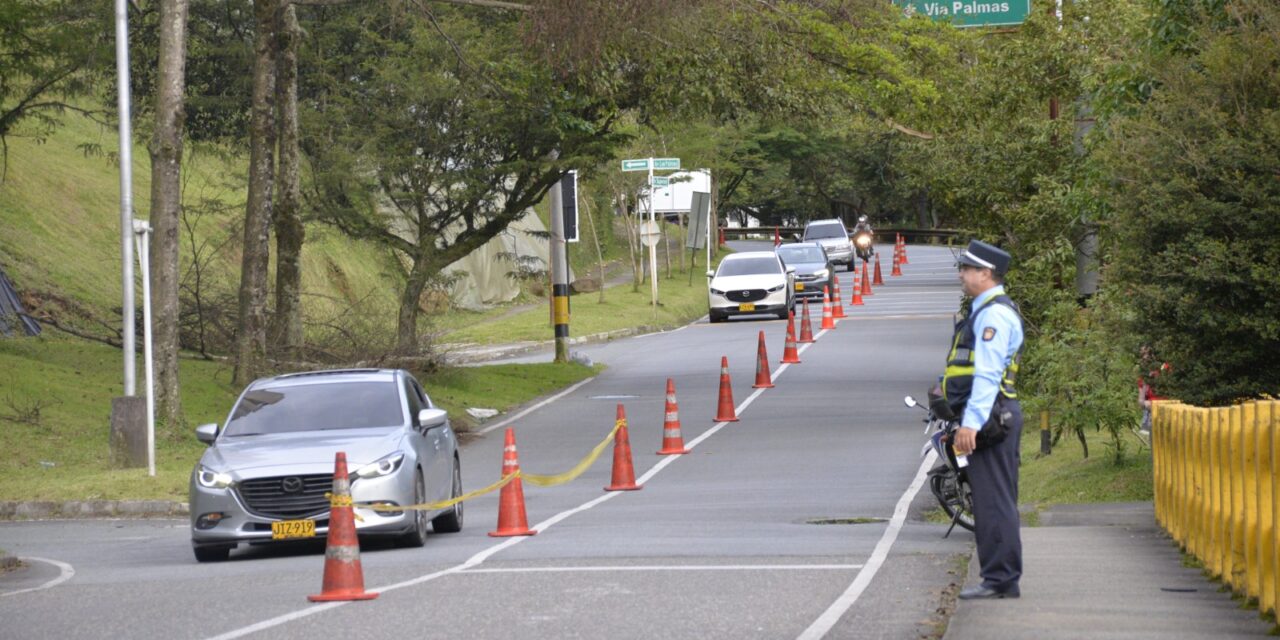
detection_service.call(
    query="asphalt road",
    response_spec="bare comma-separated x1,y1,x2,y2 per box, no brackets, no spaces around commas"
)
1,243,974,640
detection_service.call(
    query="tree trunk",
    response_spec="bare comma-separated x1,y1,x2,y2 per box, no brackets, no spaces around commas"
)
396,255,432,355
269,3,304,358
148,0,189,433
233,0,279,386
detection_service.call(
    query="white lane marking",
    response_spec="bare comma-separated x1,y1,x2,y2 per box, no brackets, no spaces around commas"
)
796,451,937,640
208,348,800,640
458,564,864,574
0,557,75,597
479,376,597,435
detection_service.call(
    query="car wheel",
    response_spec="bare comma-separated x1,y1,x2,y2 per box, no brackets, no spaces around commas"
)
193,544,231,563
432,457,463,534
708,311,725,324
847,260,856,272
398,469,430,547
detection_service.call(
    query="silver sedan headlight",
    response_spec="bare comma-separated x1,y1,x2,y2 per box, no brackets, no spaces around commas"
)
355,453,406,479
813,269,830,279
196,465,234,489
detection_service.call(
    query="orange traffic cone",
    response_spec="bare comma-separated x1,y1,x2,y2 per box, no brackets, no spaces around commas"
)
798,299,815,343
753,330,775,388
489,428,536,537
891,245,903,277
851,270,864,306
606,404,643,491
309,451,379,602
657,379,690,455
719,227,726,246
899,234,909,264
861,261,873,296
714,356,740,422
781,313,802,364
773,226,780,247
873,254,885,285
832,278,846,318
821,286,835,330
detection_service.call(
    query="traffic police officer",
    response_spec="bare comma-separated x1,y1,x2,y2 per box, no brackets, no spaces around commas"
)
946,239,1025,600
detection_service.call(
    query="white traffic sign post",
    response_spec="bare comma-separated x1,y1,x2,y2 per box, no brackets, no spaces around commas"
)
622,157,681,308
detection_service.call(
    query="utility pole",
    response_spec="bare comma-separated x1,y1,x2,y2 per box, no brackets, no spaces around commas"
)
549,173,570,363
114,0,135,396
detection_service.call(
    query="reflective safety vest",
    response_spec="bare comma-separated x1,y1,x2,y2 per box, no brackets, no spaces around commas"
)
942,294,1022,419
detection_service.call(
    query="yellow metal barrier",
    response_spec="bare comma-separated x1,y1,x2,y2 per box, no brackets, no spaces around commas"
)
1154,399,1280,615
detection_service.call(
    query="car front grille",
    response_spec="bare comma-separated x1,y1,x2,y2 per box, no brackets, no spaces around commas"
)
236,473,333,519
726,289,767,303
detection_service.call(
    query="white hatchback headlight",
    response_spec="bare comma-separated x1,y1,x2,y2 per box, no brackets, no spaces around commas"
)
196,465,234,489
709,287,726,296
767,284,785,293
355,453,406,479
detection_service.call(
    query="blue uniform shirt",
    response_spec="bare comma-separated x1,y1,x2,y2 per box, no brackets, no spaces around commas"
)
962,285,1024,432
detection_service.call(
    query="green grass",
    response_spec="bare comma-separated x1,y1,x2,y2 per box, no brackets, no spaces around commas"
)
442,270,717,345
0,334,596,502
1019,425,1153,507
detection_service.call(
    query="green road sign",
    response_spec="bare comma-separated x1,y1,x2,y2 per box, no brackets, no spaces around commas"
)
897,1,1030,28
653,158,681,170
652,176,670,187
621,159,650,172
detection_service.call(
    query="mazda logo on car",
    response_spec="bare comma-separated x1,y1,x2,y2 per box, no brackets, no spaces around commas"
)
281,477,304,494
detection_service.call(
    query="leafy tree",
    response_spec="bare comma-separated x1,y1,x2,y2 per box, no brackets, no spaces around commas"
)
0,0,109,174
303,5,627,353
1101,0,1280,405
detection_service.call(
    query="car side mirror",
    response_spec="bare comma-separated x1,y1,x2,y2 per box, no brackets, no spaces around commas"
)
195,423,219,445
418,408,448,430
706,270,715,278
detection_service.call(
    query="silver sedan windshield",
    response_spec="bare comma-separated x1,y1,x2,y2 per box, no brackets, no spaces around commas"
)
222,382,403,436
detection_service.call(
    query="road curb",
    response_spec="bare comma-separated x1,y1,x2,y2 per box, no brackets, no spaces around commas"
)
440,325,665,365
0,500,188,521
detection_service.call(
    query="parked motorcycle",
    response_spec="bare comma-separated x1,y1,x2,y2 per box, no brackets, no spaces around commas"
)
904,393,975,536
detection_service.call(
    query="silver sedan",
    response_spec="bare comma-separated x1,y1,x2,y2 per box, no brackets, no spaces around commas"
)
188,369,463,562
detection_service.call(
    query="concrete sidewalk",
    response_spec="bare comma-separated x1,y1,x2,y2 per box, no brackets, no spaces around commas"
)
945,502,1274,639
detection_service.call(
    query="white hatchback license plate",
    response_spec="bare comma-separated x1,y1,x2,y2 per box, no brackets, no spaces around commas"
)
738,303,755,312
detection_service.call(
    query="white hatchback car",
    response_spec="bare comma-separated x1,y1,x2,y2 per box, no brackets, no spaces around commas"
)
706,251,795,323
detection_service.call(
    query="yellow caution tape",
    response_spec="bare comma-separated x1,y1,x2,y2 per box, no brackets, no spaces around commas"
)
326,492,354,508
523,419,622,487
351,418,625,511
355,472,518,513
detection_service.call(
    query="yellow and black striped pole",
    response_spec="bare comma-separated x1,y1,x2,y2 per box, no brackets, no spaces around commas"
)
549,172,570,362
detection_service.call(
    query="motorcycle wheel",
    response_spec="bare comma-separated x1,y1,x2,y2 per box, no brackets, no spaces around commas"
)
930,473,976,532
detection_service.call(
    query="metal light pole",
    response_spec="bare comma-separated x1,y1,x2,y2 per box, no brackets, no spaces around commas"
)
114,0,136,396
647,160,658,308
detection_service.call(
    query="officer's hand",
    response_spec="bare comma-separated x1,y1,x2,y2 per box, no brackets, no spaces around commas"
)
953,427,978,456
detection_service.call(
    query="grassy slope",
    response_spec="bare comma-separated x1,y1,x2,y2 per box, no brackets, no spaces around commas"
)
0,113,401,344
1019,425,1154,507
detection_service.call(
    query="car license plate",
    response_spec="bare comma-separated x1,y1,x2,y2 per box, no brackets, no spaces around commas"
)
738,303,755,312
795,283,805,291
271,519,316,540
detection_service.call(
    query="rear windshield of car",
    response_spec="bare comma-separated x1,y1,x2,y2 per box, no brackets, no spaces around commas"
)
803,223,847,240
717,257,782,277
222,381,404,436
777,247,826,263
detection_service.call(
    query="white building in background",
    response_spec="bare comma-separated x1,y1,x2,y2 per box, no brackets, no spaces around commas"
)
638,169,711,219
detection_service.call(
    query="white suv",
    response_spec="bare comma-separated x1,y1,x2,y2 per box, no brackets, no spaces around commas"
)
802,219,855,271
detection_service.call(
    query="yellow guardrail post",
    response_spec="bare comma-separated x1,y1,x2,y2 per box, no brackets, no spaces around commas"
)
1154,401,1167,529
1179,406,1192,548
1231,405,1248,590
1212,405,1226,579
1205,405,1220,579
1244,401,1261,601
1269,400,1280,618
1219,405,1233,581
1256,400,1273,615
1187,409,1198,560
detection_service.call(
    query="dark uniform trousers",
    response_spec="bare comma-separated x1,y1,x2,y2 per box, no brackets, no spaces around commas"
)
967,398,1023,590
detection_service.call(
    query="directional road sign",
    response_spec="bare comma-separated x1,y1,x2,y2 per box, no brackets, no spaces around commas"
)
896,0,1029,28
653,158,681,170
652,176,670,187
621,159,650,172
